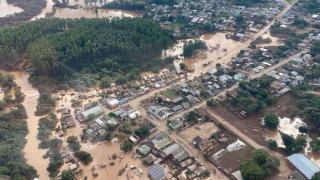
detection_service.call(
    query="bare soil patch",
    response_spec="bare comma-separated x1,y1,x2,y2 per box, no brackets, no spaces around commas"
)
212,92,299,149
180,122,220,143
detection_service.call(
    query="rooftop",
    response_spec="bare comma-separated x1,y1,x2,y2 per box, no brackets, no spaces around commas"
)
287,153,320,179
147,164,166,180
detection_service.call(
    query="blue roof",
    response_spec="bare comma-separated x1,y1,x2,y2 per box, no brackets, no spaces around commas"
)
147,164,166,180
287,153,320,179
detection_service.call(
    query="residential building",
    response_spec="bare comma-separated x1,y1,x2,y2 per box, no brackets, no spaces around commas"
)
147,164,166,180
77,106,104,123
287,153,320,180
169,119,183,131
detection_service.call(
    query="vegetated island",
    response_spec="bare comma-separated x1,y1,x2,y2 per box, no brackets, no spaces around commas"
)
0,18,175,91
0,0,47,27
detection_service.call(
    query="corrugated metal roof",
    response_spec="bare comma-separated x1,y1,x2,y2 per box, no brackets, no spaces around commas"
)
81,106,103,118
161,143,180,157
287,153,320,179
147,164,166,180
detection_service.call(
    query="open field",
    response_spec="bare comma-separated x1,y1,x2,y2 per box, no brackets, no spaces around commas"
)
163,89,179,99
179,122,220,143
212,92,299,148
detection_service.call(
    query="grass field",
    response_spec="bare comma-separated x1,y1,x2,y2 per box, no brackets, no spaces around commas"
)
163,89,179,99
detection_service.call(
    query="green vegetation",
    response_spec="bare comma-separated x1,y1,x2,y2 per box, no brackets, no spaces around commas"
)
61,170,75,180
313,172,320,180
206,98,219,107
268,139,278,149
66,136,82,151
0,73,37,180
240,149,280,179
122,140,133,152
74,151,93,165
0,18,173,90
37,114,58,148
183,40,208,57
47,148,63,175
281,132,307,153
134,126,149,138
310,139,320,151
0,0,46,27
35,91,55,115
264,113,279,130
232,0,268,6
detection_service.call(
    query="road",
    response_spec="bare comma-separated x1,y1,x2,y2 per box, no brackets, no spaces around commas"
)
123,1,301,178
153,6,161,21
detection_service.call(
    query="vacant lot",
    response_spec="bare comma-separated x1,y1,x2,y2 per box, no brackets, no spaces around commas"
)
179,122,220,143
163,89,179,99
212,92,299,148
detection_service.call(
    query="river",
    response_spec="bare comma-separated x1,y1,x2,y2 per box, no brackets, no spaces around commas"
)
0,0,23,17
0,70,50,179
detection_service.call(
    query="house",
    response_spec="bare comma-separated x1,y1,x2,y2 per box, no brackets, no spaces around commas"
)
172,148,189,163
186,95,200,105
77,106,104,123
287,153,320,180
159,143,180,158
171,96,184,104
171,105,183,113
106,118,118,126
129,110,141,120
148,164,166,180
143,153,157,164
137,145,151,156
182,102,190,109
129,135,139,144
148,106,171,120
207,69,217,75
127,167,142,180
169,119,183,131
95,119,105,127
107,99,120,109
219,75,229,83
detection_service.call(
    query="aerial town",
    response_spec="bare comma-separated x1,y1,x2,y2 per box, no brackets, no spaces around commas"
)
1,0,320,180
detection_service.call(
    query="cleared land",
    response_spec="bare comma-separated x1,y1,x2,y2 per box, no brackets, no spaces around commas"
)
180,122,220,143
163,89,179,99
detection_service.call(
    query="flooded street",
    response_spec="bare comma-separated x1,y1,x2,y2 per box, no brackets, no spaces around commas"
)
0,0,23,17
0,70,50,179
53,7,139,18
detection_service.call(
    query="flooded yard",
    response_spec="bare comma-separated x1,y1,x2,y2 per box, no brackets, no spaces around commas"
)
180,122,221,143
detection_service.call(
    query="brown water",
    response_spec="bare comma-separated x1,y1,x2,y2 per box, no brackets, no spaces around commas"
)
162,33,242,77
0,70,50,179
54,7,139,18
33,0,54,19
67,0,113,7
0,0,23,17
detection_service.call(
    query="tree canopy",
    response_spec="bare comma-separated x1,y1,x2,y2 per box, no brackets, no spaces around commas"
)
264,113,279,129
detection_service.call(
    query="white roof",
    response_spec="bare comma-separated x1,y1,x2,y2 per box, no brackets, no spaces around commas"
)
108,99,119,105
95,119,104,126
69,164,78,170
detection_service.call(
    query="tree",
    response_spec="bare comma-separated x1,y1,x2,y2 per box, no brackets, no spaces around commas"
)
179,63,186,70
310,140,320,151
252,149,269,165
91,101,98,107
67,136,81,151
281,132,307,153
115,75,127,85
122,140,133,152
264,113,279,129
49,138,63,149
240,50,245,54
262,155,280,176
298,126,308,135
117,132,127,140
240,160,265,180
268,139,278,149
74,151,93,165
105,132,112,141
61,170,74,180
134,126,149,137
109,112,116,117
236,15,244,23
207,99,218,107
157,97,163,103
312,172,320,180
100,76,110,88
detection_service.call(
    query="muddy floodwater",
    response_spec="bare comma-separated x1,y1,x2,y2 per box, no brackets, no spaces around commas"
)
54,8,139,18
33,0,55,19
0,70,50,179
0,0,23,17
258,31,283,47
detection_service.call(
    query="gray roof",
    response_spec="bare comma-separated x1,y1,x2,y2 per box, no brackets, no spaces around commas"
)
160,143,180,158
172,105,183,112
147,164,166,180
81,106,103,118
152,131,169,141
287,153,320,179
171,96,184,103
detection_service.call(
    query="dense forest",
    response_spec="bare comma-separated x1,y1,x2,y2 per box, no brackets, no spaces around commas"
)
0,73,37,180
0,18,174,89
0,0,46,27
